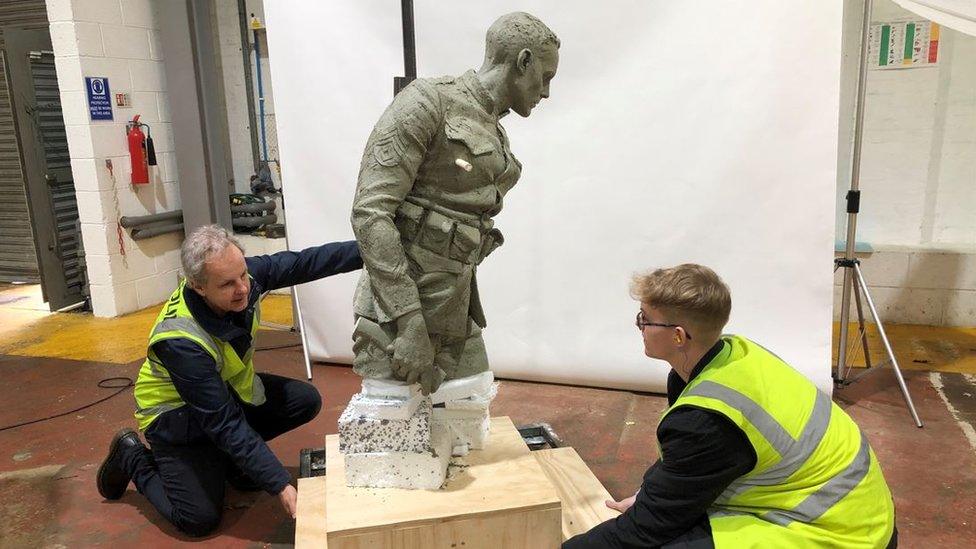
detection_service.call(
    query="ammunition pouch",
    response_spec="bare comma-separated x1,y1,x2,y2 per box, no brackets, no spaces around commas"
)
395,199,503,267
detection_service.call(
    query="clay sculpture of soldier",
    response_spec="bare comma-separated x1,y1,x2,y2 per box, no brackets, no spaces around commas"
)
350,12,560,395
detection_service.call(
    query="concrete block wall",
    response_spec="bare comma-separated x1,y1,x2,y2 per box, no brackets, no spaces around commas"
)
47,0,182,317
837,0,976,248
833,0,976,327
834,248,976,326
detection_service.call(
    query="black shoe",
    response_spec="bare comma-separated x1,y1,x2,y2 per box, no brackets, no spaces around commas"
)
96,428,143,500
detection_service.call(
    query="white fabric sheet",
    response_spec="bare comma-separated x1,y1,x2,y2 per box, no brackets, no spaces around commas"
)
892,0,976,37
264,1,842,393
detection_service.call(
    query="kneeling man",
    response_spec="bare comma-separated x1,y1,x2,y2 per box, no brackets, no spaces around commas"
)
564,264,896,548
96,225,361,537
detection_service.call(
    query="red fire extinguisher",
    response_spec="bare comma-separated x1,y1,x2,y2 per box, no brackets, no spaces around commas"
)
126,114,156,185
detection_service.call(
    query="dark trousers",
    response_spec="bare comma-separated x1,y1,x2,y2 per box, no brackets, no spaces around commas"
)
123,373,320,537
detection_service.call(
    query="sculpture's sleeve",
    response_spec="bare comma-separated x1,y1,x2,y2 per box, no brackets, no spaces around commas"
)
351,81,442,320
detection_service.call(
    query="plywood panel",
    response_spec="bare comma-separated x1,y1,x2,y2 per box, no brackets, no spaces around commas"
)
330,508,561,549
295,476,328,548
534,447,619,540
325,416,561,546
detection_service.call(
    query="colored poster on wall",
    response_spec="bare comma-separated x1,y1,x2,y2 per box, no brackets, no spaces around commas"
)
869,20,940,70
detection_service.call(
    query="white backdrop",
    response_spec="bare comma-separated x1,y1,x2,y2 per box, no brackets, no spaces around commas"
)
264,1,842,393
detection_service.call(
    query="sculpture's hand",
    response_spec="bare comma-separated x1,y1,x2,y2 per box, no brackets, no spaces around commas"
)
391,310,437,393
418,364,446,396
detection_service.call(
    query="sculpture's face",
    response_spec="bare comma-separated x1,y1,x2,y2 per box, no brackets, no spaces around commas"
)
192,245,251,316
510,45,559,117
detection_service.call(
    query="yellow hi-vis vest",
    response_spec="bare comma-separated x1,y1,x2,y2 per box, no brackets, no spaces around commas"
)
133,279,266,431
662,336,894,548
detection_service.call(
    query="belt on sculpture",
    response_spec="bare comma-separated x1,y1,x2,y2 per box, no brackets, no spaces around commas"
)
397,197,503,265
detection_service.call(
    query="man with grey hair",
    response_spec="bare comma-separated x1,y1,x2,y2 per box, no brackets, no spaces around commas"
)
351,12,559,395
95,225,360,537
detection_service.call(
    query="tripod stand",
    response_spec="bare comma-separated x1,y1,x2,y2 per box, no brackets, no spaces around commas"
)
834,0,921,428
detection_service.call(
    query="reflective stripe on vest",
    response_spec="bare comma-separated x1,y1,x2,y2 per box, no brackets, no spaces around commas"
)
686,381,833,500
150,316,225,371
763,433,872,527
686,379,866,525
134,279,265,430
666,336,894,547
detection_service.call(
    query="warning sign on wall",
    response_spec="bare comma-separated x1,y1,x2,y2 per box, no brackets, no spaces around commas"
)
868,20,940,70
85,76,113,120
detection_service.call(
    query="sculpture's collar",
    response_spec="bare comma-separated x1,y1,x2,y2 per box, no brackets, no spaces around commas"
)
460,70,507,118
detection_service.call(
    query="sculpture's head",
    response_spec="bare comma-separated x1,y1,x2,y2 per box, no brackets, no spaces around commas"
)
483,12,559,117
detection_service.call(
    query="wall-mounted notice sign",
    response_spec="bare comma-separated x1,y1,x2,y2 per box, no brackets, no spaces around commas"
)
85,76,113,120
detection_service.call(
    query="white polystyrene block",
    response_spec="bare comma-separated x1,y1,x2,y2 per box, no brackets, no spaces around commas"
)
431,413,490,450
344,392,422,421
338,397,431,454
430,371,494,404
432,407,488,421
442,382,498,410
342,426,452,490
361,377,421,400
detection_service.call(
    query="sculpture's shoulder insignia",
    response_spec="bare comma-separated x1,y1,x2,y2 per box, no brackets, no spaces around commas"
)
372,126,406,168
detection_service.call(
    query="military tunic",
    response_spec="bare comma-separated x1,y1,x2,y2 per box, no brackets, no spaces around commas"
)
351,70,521,380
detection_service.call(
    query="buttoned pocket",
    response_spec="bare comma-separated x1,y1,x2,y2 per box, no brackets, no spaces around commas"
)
395,200,425,243
445,116,493,156
449,223,481,263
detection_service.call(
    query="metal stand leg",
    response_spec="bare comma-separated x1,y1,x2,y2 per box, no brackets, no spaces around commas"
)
292,285,314,381
852,273,873,371
852,264,923,428
259,285,314,380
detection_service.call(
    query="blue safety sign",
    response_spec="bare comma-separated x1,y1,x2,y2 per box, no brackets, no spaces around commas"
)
85,77,113,121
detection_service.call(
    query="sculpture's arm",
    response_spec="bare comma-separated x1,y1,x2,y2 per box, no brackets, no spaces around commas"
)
351,81,442,321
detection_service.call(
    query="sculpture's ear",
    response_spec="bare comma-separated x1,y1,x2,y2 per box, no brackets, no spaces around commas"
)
516,48,532,74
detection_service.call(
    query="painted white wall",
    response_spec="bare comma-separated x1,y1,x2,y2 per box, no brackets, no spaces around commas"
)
47,0,182,317
266,0,842,393
837,0,976,250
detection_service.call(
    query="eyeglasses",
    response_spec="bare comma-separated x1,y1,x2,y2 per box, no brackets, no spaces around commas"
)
635,311,692,340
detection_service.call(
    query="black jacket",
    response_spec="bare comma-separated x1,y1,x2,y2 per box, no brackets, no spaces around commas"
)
563,341,757,548
147,241,362,495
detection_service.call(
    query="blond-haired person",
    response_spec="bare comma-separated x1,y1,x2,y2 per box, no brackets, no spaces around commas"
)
564,264,896,549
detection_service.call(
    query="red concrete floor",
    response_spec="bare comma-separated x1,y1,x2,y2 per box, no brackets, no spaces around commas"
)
2,330,975,547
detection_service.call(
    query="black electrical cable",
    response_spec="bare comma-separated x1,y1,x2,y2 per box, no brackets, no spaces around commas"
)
0,343,304,432
0,377,134,433
254,342,304,352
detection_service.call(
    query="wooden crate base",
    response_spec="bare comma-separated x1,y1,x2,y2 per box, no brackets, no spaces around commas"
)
296,417,620,548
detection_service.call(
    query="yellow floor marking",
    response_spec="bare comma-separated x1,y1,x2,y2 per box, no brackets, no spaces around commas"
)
0,294,296,365
832,322,976,374
2,286,973,375
260,294,294,327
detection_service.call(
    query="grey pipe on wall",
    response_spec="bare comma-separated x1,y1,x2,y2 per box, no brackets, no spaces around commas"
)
131,222,185,241
120,210,183,228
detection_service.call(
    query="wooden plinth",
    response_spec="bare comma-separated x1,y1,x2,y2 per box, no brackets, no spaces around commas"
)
296,417,621,548
317,416,561,548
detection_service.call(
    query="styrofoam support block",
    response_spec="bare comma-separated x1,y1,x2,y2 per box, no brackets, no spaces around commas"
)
361,377,421,400
344,392,422,421
442,382,498,410
342,425,452,490
430,371,494,404
432,410,490,451
338,397,432,454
